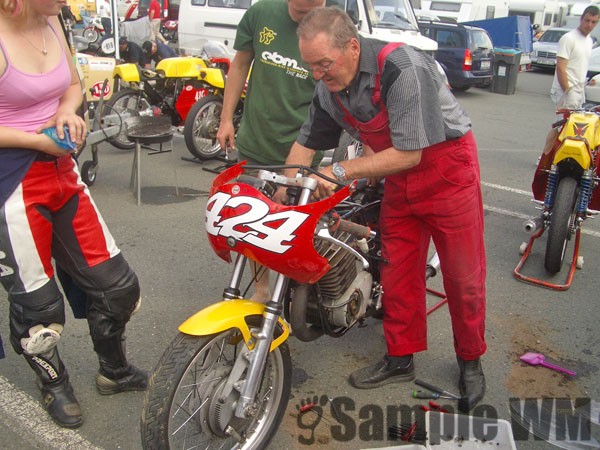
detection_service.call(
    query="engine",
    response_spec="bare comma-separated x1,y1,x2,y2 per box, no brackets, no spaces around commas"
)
314,231,374,328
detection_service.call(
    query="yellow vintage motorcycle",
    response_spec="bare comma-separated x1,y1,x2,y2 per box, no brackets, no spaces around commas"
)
515,108,600,289
104,51,243,161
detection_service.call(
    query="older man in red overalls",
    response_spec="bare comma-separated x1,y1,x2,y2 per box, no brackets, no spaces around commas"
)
284,7,486,412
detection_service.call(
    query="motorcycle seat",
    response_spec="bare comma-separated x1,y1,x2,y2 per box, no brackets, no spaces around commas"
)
140,69,166,81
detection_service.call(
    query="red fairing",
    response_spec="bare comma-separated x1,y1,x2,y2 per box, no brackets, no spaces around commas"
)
206,163,352,284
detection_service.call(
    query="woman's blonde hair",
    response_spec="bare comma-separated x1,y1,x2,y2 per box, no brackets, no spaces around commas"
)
0,0,26,17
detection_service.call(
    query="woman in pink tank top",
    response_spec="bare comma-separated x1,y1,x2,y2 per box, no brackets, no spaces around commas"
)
0,0,148,430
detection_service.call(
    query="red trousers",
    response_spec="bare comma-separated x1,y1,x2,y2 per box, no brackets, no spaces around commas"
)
379,131,486,360
1,156,119,294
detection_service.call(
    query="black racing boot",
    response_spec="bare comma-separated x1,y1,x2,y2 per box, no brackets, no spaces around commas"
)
457,356,486,413
92,332,148,395
349,354,415,389
24,349,83,428
96,362,149,395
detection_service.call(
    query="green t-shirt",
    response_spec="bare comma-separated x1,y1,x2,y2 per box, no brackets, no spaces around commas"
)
234,0,320,165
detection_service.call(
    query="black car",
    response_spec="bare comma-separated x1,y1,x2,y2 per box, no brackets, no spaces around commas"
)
419,21,494,91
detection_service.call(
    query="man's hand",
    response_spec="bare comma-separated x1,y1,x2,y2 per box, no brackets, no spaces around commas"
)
312,165,339,200
272,186,289,205
217,121,236,155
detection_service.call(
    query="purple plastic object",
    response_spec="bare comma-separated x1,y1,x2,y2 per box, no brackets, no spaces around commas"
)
520,352,576,376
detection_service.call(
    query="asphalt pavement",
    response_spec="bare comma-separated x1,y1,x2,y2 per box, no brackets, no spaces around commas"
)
1,70,599,450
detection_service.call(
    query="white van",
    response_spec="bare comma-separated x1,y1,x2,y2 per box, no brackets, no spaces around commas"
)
178,0,437,57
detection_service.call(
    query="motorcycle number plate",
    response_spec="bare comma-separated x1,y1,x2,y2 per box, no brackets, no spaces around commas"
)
101,38,115,55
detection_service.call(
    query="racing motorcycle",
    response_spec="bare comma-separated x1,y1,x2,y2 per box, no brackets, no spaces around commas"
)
104,53,237,157
528,108,600,275
160,19,178,43
140,162,441,449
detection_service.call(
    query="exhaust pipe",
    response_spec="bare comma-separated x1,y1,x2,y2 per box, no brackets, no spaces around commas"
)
425,252,441,280
523,217,544,235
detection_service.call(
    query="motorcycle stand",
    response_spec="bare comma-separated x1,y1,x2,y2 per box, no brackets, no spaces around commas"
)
181,152,236,175
426,287,448,315
513,226,582,291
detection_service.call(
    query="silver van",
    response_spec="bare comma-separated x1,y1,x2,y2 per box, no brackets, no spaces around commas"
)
178,0,438,57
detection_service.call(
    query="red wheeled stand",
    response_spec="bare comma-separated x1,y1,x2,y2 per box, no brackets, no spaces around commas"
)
513,226,582,291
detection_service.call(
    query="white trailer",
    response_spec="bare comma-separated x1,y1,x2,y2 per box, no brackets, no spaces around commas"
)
508,0,567,30
411,0,510,23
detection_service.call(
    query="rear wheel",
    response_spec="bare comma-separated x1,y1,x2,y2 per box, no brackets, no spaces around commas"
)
183,95,225,160
545,177,578,274
103,89,154,149
141,327,291,449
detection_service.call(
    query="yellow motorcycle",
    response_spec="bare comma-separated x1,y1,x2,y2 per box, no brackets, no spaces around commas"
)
516,108,600,288
104,53,242,161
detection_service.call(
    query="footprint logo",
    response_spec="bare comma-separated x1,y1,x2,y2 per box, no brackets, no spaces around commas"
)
296,395,328,445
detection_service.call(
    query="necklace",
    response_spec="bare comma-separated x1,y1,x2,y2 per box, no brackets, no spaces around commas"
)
20,24,48,56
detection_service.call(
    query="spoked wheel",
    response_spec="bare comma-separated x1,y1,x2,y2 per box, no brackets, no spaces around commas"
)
83,27,99,43
183,95,226,160
103,89,154,149
545,176,579,274
141,324,292,450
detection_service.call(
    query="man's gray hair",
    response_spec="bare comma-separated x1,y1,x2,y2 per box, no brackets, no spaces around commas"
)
297,6,359,49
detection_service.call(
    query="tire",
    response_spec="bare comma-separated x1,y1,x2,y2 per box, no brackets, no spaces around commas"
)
141,326,292,450
452,85,470,92
103,89,154,150
545,177,578,274
83,27,99,43
81,160,97,186
183,95,225,160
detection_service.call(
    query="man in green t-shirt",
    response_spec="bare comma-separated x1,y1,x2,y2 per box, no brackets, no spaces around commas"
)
217,0,325,301
217,0,325,165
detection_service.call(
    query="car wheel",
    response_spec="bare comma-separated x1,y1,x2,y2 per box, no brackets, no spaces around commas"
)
452,85,470,92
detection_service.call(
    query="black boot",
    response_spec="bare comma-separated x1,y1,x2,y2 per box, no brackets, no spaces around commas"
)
349,354,415,389
457,356,485,413
92,331,148,395
24,349,83,428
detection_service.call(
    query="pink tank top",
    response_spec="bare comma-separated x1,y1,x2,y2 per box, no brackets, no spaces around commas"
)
0,23,71,133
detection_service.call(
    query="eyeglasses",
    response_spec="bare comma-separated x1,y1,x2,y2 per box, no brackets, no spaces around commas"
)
304,43,348,75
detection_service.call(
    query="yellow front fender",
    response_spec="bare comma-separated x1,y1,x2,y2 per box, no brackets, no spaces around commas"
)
178,300,290,352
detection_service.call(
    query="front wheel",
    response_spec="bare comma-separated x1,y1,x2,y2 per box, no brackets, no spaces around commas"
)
545,176,578,274
103,89,154,149
141,327,292,450
183,95,226,160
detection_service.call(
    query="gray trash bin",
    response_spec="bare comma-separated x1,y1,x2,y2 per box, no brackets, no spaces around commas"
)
491,49,522,95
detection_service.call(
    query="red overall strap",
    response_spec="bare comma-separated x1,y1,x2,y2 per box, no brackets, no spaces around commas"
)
372,42,404,105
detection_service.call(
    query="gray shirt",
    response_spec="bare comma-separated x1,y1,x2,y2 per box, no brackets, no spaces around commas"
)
297,37,471,152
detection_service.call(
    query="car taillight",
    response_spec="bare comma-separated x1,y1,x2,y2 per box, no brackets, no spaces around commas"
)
463,49,472,71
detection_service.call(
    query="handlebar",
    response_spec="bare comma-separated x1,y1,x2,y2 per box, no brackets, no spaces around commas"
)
328,212,374,240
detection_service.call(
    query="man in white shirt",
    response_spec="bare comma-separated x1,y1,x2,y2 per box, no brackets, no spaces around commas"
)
540,6,599,158
550,6,600,109
98,0,112,36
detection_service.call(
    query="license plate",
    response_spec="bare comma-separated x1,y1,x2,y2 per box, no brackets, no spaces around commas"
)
538,58,555,66
481,60,490,70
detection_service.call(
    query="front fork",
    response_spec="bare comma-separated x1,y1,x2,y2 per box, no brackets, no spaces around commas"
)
222,253,288,420
231,184,315,419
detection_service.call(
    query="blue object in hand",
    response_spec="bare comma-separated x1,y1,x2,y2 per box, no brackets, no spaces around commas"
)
41,126,77,151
